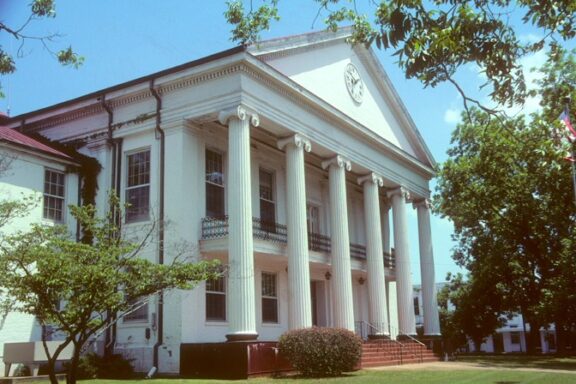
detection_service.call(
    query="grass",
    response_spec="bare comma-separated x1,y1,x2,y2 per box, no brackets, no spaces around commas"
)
456,354,576,371
80,360,576,384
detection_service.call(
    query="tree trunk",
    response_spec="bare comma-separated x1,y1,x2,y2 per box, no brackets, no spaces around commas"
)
66,343,82,384
471,337,483,352
47,357,59,384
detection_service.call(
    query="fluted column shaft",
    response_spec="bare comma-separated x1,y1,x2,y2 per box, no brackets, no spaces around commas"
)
358,173,389,336
278,135,312,329
387,187,416,336
414,199,441,336
219,106,258,341
322,156,354,332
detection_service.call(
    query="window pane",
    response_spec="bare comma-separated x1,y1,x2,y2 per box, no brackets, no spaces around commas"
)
206,182,225,218
206,276,226,321
262,298,278,323
206,293,226,321
206,150,223,186
259,169,273,200
261,273,277,297
126,185,150,222
124,299,148,322
127,151,150,187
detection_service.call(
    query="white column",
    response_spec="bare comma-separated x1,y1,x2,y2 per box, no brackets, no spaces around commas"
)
414,199,441,336
387,186,416,337
358,173,389,337
278,134,312,329
219,105,259,341
322,155,355,332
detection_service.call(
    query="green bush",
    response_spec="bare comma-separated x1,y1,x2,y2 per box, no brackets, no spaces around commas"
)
73,353,134,379
278,327,362,377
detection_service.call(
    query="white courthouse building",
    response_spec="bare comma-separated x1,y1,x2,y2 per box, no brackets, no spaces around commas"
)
1,29,440,377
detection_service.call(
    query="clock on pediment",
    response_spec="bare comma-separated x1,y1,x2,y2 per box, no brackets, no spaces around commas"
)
344,63,364,104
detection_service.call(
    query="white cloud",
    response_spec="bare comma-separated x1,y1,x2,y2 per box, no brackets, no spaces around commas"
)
444,108,461,124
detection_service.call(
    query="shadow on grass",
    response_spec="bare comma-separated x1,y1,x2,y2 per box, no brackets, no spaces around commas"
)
456,354,576,371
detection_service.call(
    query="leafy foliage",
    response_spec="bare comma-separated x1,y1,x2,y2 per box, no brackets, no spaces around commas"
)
225,0,575,110
0,196,221,384
434,48,576,353
278,327,362,377
0,0,82,90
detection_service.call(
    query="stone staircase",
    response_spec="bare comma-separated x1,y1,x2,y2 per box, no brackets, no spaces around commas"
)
361,339,441,368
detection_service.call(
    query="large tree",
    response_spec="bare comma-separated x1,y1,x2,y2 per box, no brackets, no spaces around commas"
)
434,48,576,353
439,273,508,353
225,0,575,111
0,198,220,384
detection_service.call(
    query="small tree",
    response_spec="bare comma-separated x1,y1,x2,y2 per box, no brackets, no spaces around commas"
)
0,198,220,384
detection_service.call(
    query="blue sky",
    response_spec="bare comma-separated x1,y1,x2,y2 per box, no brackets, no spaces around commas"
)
0,1,552,283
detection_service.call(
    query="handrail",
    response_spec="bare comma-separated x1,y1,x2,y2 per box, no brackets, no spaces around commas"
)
400,333,425,363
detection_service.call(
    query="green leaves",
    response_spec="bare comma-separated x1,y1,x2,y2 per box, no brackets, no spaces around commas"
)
225,0,280,44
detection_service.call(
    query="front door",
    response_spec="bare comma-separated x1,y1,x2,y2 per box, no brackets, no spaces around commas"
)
310,281,327,327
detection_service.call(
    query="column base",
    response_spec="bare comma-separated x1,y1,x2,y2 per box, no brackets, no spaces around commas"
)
226,333,259,342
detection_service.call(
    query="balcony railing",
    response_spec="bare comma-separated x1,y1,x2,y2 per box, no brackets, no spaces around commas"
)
201,216,395,268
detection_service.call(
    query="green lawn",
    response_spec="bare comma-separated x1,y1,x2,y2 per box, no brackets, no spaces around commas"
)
82,367,576,384
456,354,576,371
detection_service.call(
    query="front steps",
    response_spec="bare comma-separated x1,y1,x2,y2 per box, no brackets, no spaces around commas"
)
361,339,441,368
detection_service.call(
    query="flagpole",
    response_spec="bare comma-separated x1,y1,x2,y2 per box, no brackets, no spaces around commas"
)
565,96,576,206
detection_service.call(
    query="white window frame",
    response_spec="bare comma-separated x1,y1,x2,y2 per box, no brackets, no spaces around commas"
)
125,149,151,223
43,169,66,222
261,272,279,324
205,275,227,322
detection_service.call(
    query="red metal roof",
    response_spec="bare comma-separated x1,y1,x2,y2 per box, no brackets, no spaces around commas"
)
0,125,72,160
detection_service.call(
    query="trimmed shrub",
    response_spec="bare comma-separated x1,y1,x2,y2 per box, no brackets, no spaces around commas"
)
278,327,362,377
13,364,31,377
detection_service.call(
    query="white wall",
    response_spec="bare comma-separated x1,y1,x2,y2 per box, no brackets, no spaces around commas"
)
0,148,78,376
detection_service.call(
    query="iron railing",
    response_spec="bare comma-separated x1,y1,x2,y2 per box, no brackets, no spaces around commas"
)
308,232,331,253
201,216,396,269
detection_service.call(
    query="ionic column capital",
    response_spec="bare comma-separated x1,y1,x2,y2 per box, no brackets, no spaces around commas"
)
278,134,312,152
358,172,383,187
218,105,259,127
321,155,351,171
413,198,432,210
386,186,411,201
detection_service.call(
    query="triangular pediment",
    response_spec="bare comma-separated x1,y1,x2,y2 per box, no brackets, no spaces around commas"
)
249,29,434,168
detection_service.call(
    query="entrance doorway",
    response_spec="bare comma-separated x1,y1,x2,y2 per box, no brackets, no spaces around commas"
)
310,281,327,327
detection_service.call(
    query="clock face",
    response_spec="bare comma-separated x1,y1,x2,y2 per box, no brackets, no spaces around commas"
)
344,63,364,104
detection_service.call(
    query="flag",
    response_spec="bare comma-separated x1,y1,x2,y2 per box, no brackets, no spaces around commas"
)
559,110,576,142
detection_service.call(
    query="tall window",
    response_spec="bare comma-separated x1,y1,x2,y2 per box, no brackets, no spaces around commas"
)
206,150,225,218
413,297,420,316
261,272,278,323
126,150,150,222
206,276,226,321
259,169,275,232
44,170,65,222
